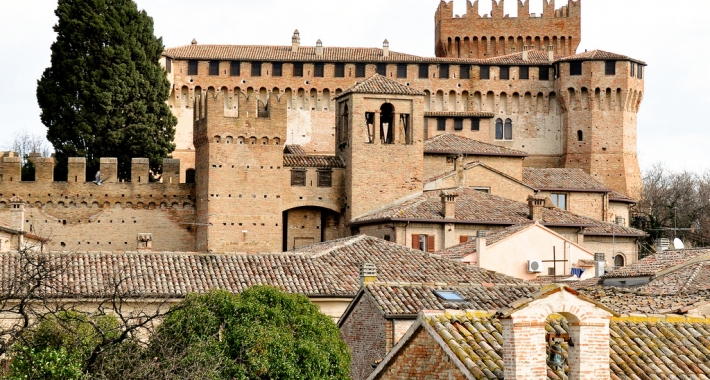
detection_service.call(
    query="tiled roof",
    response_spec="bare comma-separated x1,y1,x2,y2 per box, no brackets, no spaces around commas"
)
0,236,524,299
437,222,535,260
557,49,647,65
578,285,710,315
284,144,306,155
423,111,495,118
283,154,344,168
522,168,611,192
363,283,540,316
603,248,710,278
350,188,646,237
424,134,528,157
480,49,563,65
334,74,424,99
609,189,637,204
414,311,710,379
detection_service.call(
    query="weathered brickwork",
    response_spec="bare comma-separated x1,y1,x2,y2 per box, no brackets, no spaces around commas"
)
339,294,388,380
435,0,581,58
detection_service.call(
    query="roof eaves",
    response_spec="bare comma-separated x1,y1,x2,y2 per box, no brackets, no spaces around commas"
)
424,150,528,157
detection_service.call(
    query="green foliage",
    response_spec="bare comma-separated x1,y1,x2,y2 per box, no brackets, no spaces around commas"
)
146,287,351,380
20,155,35,182
5,311,121,380
36,0,176,180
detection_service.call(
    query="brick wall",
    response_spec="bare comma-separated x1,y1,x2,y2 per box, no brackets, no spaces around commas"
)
339,294,388,380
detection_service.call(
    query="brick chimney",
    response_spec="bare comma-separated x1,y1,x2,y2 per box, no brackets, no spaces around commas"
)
136,233,153,253
527,194,546,222
291,29,300,53
359,263,377,286
316,39,323,56
522,45,529,61
440,190,458,219
383,39,390,58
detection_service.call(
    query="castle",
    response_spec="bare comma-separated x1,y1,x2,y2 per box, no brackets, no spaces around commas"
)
0,0,647,273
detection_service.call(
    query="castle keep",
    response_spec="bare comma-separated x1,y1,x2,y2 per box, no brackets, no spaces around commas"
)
0,0,647,271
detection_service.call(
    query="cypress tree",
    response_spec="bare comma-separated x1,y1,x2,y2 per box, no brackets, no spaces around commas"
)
37,0,176,180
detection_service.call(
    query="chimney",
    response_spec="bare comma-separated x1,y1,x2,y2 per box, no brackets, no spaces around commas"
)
440,190,458,219
475,230,487,258
137,233,153,252
548,45,555,61
527,194,547,222
9,196,25,233
316,39,323,56
291,29,300,53
383,39,390,58
359,263,377,286
191,38,197,45
522,45,528,61
594,253,605,277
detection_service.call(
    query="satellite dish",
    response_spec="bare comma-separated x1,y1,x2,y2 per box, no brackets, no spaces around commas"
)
673,238,685,250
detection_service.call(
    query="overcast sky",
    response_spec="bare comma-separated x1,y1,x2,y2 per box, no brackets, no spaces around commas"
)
2,0,709,173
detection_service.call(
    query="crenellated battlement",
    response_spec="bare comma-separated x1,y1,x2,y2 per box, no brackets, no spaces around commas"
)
435,0,581,58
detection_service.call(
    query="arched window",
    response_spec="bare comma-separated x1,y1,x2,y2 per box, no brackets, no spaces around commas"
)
380,103,395,144
185,169,195,184
614,254,625,268
577,130,583,141
495,119,504,140
504,118,513,140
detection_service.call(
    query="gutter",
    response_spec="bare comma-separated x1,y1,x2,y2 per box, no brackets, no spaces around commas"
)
350,217,595,229
424,150,528,158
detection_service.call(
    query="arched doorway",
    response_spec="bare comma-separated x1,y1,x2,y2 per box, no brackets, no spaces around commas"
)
380,103,394,144
282,206,340,251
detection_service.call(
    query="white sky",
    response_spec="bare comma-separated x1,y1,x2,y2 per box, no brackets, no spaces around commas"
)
1,0,709,173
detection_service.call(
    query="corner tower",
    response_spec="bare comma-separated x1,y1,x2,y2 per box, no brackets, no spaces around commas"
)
334,75,426,222
556,51,645,199
435,0,581,58
193,88,287,253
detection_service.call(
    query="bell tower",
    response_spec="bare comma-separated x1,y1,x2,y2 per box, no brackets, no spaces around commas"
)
334,75,426,222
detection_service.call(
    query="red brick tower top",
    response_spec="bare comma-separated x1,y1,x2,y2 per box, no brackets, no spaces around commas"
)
435,0,581,59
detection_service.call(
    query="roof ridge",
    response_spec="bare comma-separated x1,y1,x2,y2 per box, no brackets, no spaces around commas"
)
305,234,369,259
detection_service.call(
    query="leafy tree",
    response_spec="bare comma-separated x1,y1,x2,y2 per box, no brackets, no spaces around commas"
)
36,0,176,180
106,287,351,380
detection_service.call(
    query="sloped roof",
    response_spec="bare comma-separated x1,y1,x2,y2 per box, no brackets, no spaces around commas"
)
283,144,306,155
334,74,424,98
577,285,710,315
603,248,710,279
522,168,611,192
437,222,535,260
557,49,647,65
609,189,637,204
0,236,525,299
424,134,528,157
283,154,345,168
397,311,710,380
480,49,563,65
350,188,646,237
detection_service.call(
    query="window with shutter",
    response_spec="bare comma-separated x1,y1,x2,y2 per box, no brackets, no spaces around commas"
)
519,66,529,80
291,169,306,186
437,118,446,131
334,63,345,78
480,66,490,80
272,62,283,77
251,62,262,76
230,61,240,76
317,170,332,187
293,62,304,77
500,66,510,80
314,63,324,77
418,64,429,79
411,234,420,250
439,64,450,79
460,235,470,244
427,235,436,252
460,65,470,79
454,118,463,131
356,63,366,78
209,61,219,76
397,64,407,78
377,63,387,76
188,60,198,75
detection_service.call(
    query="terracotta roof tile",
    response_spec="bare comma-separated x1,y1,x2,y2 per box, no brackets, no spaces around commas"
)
609,189,637,204
284,144,306,155
603,248,710,278
283,154,344,168
424,133,528,156
437,222,535,259
335,74,424,98
557,49,646,65
423,111,495,118
522,168,611,192
578,285,710,315
480,49,563,65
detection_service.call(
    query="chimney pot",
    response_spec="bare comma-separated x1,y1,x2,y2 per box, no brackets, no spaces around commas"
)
191,38,197,45
291,29,301,53
316,39,323,56
359,263,377,286
594,253,605,277
441,190,458,219
527,195,546,222
383,39,390,58
137,233,153,252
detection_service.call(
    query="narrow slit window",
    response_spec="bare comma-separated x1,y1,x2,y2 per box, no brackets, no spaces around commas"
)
272,62,283,77
637,65,643,79
577,130,583,141
519,66,529,80
166,58,172,73
630,62,636,77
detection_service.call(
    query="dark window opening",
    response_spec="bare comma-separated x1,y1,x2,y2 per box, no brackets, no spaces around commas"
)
638,65,643,79
397,63,407,78
500,66,510,80
480,66,490,80
272,62,283,77
504,118,513,140
400,113,412,144
209,61,219,76
334,63,345,77
570,61,582,76
230,61,240,76
314,63,324,77
166,58,172,73
418,64,429,79
377,63,387,76
380,103,395,144
293,62,304,77
539,66,550,80
439,64,450,79
519,66,529,80
605,60,616,75
185,169,195,184
577,130,584,141
251,62,262,76
460,65,470,79
630,62,636,77
437,118,446,131
471,118,480,131
614,254,625,268
495,119,503,140
291,170,306,186
356,63,366,78
317,170,332,187
454,118,463,131
188,60,198,75
365,112,375,143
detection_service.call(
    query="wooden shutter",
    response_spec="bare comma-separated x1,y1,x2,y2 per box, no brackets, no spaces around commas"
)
427,235,436,252
411,234,420,250
460,235,469,244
